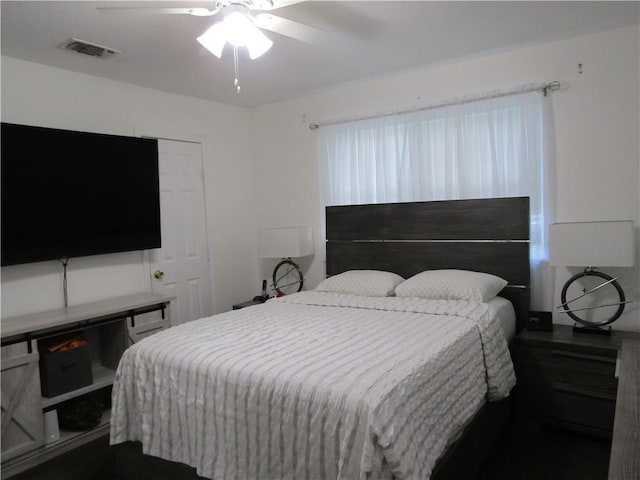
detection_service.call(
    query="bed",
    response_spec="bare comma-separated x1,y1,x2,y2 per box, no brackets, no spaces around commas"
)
111,196,530,480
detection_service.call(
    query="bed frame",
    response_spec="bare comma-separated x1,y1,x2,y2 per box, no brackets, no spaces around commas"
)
114,196,530,480
325,196,530,479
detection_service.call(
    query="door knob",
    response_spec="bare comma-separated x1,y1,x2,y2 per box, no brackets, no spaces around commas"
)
153,270,164,280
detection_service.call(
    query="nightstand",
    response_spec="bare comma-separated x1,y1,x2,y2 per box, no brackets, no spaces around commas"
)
513,324,640,438
232,299,264,310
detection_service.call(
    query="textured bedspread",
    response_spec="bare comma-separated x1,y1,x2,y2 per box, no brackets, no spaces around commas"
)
110,292,515,480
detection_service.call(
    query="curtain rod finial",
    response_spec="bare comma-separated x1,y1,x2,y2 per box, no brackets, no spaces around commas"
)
543,81,561,96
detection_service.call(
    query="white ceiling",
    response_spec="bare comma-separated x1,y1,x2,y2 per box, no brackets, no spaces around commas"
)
2,1,638,108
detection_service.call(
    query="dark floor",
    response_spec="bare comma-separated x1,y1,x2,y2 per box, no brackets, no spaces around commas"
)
9,435,115,480
10,422,611,480
479,420,611,480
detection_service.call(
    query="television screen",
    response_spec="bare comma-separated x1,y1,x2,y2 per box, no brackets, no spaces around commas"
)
1,123,161,266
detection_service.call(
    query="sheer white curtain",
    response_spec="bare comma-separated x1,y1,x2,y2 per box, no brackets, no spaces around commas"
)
318,90,555,308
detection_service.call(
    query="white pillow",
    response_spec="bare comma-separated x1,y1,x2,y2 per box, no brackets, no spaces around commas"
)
395,269,508,303
316,270,405,297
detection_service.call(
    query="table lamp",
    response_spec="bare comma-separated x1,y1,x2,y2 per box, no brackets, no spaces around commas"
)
260,226,313,296
549,220,635,334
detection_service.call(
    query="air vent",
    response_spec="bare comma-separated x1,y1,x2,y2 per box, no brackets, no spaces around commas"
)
63,38,121,59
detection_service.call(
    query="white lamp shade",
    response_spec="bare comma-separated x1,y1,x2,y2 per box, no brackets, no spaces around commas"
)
245,28,273,59
549,220,635,267
260,226,313,259
197,23,226,58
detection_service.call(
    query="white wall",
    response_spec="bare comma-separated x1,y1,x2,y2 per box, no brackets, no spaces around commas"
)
3,25,638,332
1,56,259,317
249,25,640,332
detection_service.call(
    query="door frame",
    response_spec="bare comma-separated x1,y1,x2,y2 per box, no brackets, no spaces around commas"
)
134,127,216,315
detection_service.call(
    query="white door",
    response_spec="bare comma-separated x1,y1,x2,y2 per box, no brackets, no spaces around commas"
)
150,139,212,325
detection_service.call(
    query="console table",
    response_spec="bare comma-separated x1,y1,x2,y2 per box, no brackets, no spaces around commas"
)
1,292,173,478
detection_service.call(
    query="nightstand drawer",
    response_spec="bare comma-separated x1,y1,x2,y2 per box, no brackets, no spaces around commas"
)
516,377,617,436
516,345,617,398
542,388,616,434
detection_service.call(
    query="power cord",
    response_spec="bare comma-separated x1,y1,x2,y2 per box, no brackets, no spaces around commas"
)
59,257,69,307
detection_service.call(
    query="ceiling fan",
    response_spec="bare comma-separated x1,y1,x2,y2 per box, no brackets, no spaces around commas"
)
98,0,325,59
98,0,325,92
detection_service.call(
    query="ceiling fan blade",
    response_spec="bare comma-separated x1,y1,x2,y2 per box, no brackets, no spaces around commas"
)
97,7,218,17
252,13,328,43
253,0,308,11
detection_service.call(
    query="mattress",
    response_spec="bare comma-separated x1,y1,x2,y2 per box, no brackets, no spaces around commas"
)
487,296,517,343
110,291,516,480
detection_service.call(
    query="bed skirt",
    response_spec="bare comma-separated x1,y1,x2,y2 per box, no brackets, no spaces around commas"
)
113,395,513,480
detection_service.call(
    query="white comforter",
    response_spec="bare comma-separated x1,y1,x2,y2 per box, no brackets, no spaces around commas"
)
110,292,516,480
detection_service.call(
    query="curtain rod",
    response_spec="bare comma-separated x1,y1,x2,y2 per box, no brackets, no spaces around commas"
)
309,81,561,131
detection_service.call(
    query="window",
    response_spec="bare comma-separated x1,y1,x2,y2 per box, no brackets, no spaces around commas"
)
318,90,555,307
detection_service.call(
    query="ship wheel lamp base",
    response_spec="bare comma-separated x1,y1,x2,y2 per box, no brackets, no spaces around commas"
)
557,269,631,335
271,258,304,296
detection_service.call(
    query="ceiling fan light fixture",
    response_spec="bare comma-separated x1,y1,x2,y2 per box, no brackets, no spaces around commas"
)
197,23,226,58
223,9,273,58
198,5,273,60
246,29,273,59
223,10,256,46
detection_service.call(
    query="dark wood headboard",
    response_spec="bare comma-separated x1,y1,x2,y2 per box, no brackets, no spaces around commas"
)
325,196,530,332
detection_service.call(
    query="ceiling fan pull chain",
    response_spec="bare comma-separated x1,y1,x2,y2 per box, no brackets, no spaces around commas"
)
233,45,241,93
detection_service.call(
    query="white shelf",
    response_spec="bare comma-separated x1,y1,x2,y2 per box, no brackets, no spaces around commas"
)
51,411,111,446
41,366,116,409
2,292,174,340
2,415,111,479
1,292,172,478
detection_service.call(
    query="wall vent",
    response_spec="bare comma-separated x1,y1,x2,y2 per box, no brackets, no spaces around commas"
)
63,38,121,59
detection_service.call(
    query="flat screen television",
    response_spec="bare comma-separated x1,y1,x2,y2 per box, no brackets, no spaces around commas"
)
1,123,161,266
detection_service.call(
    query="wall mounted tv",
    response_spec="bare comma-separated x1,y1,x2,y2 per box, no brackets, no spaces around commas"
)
1,123,161,266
